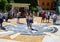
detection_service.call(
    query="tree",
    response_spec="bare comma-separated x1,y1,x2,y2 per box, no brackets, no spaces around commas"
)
14,0,38,12
7,0,14,3
14,0,37,6
0,0,8,12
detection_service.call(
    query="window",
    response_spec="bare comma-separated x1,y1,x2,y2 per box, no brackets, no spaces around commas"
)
46,8,49,10
47,2,50,6
43,8,45,10
42,2,45,5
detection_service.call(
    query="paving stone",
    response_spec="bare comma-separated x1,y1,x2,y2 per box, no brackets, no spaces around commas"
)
5,23,58,36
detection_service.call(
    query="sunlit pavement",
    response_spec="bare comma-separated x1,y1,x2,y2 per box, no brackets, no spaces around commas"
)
3,16,52,26
0,16,60,42
0,38,20,42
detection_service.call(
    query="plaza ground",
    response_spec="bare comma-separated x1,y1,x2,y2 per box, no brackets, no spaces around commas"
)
0,16,60,42
3,16,53,26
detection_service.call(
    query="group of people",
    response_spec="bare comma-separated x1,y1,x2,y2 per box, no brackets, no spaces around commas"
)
38,11,57,24
0,11,8,30
0,10,58,31
39,11,51,23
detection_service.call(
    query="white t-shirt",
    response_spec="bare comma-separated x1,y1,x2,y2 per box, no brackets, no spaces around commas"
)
53,14,57,18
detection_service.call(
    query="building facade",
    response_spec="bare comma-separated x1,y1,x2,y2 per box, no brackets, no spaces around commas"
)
37,0,54,10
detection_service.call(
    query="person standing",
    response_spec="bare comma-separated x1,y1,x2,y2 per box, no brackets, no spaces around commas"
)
26,12,38,31
26,14,30,28
41,11,45,23
45,11,50,23
52,13,57,25
29,13,38,31
4,11,8,22
17,12,21,24
0,11,4,29
29,13,33,30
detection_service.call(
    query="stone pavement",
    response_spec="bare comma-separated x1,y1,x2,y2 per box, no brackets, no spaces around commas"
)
3,16,53,26
0,16,60,42
1,17,45,42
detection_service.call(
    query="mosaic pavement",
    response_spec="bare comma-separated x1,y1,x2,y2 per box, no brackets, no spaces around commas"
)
4,23,58,36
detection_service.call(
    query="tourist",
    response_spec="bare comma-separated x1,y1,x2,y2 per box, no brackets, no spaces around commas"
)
29,13,38,31
41,11,45,23
17,12,21,24
4,11,8,22
45,11,50,23
52,12,57,25
26,14,30,28
26,9,30,28
0,11,4,29
26,12,38,31
29,13,33,30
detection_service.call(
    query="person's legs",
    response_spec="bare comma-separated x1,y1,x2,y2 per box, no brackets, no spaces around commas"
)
53,18,56,25
0,19,3,28
6,17,8,22
48,16,50,23
17,18,20,24
0,23,2,28
0,23,6,30
41,19,42,23
43,18,45,23
26,19,29,26
0,21,4,30
46,19,48,23
0,19,4,30
30,23,38,31
30,23,32,29
41,17,43,23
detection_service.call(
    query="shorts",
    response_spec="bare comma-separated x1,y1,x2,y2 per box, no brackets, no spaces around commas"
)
53,18,57,23
42,17,45,20
26,19,33,27
46,16,50,20
29,19,33,23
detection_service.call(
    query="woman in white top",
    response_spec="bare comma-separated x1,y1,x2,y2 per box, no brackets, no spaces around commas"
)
52,13,57,24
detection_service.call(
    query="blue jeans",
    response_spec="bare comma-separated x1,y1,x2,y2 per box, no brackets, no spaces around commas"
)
26,19,30,27
53,18,57,24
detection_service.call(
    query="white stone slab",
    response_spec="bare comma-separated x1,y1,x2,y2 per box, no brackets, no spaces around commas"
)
42,35,60,42
10,33,20,39
0,31,14,37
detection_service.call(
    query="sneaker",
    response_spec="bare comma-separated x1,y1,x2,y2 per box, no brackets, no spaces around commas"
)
1,27,6,30
31,28,38,31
